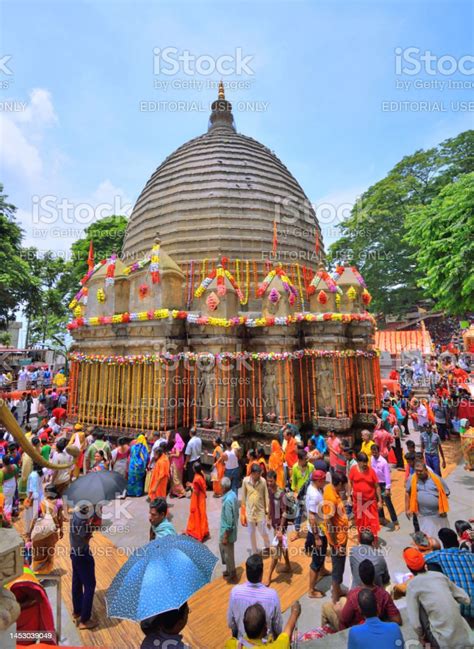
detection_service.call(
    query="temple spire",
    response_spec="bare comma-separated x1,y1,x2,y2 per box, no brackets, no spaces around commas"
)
208,81,235,132
218,80,225,100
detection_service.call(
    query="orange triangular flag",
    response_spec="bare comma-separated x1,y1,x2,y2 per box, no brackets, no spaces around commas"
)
315,229,320,255
87,240,95,271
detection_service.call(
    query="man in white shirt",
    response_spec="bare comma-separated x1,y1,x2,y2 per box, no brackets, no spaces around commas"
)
184,428,202,485
222,440,240,495
242,464,270,555
306,469,330,598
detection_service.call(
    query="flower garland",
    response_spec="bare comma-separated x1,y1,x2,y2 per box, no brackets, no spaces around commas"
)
67,309,376,331
308,269,341,296
150,242,160,284
332,265,366,288
257,267,298,305
105,254,117,287
70,347,380,365
97,288,106,303
194,267,245,303
296,263,305,311
123,256,150,276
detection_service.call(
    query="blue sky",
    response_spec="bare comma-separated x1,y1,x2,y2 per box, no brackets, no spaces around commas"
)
1,0,472,260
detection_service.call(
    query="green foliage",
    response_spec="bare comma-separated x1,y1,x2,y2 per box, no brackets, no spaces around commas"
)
329,130,474,315
0,184,35,328
62,215,128,299
404,173,474,315
22,248,69,347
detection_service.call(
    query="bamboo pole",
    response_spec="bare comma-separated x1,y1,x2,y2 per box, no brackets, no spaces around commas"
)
311,356,317,420
299,357,305,421
305,357,311,420
257,361,263,422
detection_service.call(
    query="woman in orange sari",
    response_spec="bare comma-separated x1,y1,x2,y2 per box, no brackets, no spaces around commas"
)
185,463,209,542
211,437,225,497
148,447,170,500
268,439,285,489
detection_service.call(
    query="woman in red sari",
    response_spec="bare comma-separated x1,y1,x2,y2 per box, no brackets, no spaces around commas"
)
349,452,382,542
185,463,209,542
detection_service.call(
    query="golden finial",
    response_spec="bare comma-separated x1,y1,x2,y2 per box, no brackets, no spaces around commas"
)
218,80,225,100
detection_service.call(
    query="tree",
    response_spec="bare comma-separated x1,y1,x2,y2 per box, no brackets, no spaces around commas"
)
0,184,35,328
329,130,474,315
22,248,69,347
62,215,128,299
404,173,474,315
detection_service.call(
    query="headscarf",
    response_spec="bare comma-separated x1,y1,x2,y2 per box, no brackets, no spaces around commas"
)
135,434,149,452
268,439,284,469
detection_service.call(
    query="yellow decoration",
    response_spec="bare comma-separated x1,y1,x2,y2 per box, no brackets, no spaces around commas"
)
347,286,357,301
97,288,106,303
335,293,341,309
73,305,82,318
69,298,78,310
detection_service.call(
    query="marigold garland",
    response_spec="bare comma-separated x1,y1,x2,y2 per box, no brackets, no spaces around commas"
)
257,267,298,305
69,347,380,365
150,242,160,284
67,309,376,331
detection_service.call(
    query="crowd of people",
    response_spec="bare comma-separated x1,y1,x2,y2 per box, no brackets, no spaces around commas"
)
0,348,473,648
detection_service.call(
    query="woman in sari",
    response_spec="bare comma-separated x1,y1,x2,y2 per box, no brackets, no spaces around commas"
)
29,485,64,575
211,437,225,498
268,439,285,489
257,447,268,479
1,456,19,523
168,430,186,498
185,463,209,542
349,452,382,542
91,450,108,472
127,434,149,497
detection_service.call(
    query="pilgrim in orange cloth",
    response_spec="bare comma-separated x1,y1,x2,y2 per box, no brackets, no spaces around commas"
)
349,451,382,540
148,447,170,500
268,440,285,489
211,437,225,497
185,462,209,542
283,428,298,469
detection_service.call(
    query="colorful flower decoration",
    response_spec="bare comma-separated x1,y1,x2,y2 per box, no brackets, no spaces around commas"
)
268,288,281,304
206,291,220,311
335,293,341,309
150,242,160,284
318,290,328,305
69,347,380,365
67,309,376,331
73,305,82,318
139,283,149,300
362,289,372,305
332,265,366,287
97,288,106,303
347,286,357,301
257,266,298,303
195,266,245,303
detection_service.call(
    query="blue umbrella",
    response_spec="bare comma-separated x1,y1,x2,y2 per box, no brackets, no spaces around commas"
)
106,534,218,621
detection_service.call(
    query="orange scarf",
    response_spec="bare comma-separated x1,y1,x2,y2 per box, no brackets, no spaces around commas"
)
409,470,449,515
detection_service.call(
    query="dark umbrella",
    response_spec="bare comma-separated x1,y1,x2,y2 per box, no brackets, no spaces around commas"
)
64,471,127,505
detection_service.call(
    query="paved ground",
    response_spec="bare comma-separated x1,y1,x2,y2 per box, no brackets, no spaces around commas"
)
98,423,473,640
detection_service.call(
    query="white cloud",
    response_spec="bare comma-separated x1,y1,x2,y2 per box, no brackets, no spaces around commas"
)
0,114,43,182
15,88,58,126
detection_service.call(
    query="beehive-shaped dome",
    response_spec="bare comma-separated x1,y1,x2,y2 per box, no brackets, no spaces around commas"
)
122,84,323,266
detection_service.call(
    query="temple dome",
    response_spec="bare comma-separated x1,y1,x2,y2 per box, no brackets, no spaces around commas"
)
122,85,323,266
